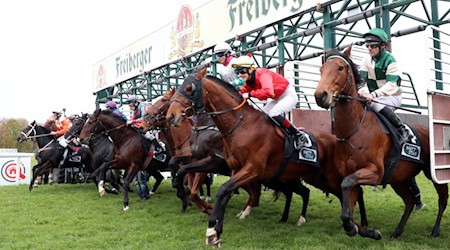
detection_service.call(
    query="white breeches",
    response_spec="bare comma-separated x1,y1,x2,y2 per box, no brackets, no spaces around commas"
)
369,95,402,112
262,84,298,117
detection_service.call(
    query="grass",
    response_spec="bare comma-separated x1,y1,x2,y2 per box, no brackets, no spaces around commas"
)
0,171,449,249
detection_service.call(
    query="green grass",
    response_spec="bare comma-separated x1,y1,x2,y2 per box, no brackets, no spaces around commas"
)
0,173,448,249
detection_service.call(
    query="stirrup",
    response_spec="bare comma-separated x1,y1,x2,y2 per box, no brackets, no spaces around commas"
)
293,132,307,149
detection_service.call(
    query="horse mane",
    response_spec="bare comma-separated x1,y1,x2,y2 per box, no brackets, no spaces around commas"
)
325,49,364,87
100,109,126,124
205,75,243,102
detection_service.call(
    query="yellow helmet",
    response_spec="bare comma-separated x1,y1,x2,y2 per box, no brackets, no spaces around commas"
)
231,55,256,69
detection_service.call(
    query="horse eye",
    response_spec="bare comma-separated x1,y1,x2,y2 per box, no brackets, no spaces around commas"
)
338,65,344,71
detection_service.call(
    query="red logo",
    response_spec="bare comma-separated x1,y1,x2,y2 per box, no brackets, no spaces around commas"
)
169,5,204,59
1,160,26,182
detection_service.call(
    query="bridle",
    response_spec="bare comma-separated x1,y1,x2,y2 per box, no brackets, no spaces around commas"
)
85,115,127,144
325,54,368,148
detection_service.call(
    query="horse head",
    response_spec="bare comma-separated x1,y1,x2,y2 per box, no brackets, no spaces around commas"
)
166,67,206,127
17,120,37,142
143,88,175,130
314,45,362,109
66,113,89,139
79,109,103,143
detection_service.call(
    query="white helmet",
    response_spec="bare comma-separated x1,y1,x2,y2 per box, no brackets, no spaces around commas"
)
231,55,255,69
213,42,232,54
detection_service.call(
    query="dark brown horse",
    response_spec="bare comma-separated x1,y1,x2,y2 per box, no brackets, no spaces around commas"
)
144,88,258,216
17,121,95,190
165,68,367,247
314,45,448,239
79,109,169,211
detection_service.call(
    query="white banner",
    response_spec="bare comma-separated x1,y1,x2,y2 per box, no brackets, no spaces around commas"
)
0,153,33,186
93,0,306,92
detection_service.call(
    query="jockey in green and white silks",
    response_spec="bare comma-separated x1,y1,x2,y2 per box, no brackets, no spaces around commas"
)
357,28,413,145
358,44,402,112
357,28,425,210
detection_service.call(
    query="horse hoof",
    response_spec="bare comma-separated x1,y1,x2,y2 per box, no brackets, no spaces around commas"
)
99,190,106,197
374,230,382,240
296,216,306,226
236,211,243,218
345,224,358,237
123,206,129,212
205,228,221,247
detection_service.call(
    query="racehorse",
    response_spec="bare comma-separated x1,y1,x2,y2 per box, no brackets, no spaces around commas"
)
143,88,231,215
165,68,368,247
314,46,448,239
79,109,170,211
67,113,124,196
17,121,95,191
167,84,317,223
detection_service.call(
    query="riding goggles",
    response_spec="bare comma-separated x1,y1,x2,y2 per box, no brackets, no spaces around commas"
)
235,67,249,75
216,52,226,58
365,42,381,49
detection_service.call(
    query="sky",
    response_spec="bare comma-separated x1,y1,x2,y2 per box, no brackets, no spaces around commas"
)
0,0,204,122
0,0,444,123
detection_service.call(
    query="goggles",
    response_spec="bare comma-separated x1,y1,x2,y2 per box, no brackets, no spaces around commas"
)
216,52,226,58
365,42,381,49
235,67,249,75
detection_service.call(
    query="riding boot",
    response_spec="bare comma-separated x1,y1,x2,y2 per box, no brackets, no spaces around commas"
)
379,107,413,145
407,178,425,210
272,115,307,148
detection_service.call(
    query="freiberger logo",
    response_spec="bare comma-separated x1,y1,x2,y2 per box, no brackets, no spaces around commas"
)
169,5,204,59
1,160,26,183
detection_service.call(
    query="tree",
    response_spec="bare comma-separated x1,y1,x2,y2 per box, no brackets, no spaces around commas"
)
0,118,36,152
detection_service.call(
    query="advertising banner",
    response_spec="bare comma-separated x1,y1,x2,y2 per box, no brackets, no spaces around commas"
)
93,0,306,92
0,153,33,186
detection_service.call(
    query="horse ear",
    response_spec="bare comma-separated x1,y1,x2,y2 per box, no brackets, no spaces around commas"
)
194,67,207,80
170,87,176,94
94,108,101,117
343,45,352,58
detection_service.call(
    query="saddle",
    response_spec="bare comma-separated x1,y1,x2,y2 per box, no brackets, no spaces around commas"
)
374,111,424,186
270,126,320,181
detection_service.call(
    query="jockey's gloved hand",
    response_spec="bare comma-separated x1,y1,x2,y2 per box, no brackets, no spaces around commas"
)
242,93,250,99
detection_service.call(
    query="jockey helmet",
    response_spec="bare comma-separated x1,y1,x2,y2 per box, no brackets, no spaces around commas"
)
106,100,118,109
231,55,256,69
363,28,389,45
126,95,140,104
213,42,232,55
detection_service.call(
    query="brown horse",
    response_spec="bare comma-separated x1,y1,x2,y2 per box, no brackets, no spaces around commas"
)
142,88,211,213
165,68,368,247
314,46,448,239
144,88,259,216
79,109,169,211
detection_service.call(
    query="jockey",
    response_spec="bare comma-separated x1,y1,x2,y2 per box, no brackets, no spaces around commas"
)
50,111,71,138
231,54,306,148
126,95,146,128
49,111,73,168
358,28,413,145
105,100,127,120
213,42,243,87
358,28,424,211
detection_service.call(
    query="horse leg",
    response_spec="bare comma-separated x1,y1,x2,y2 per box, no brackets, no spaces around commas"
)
356,186,368,227
149,170,164,195
341,169,381,240
431,182,448,237
279,186,293,224
190,173,212,214
29,164,41,191
206,169,258,247
237,182,261,219
292,181,310,226
388,183,417,239
122,165,139,211
206,174,212,202
169,156,191,188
